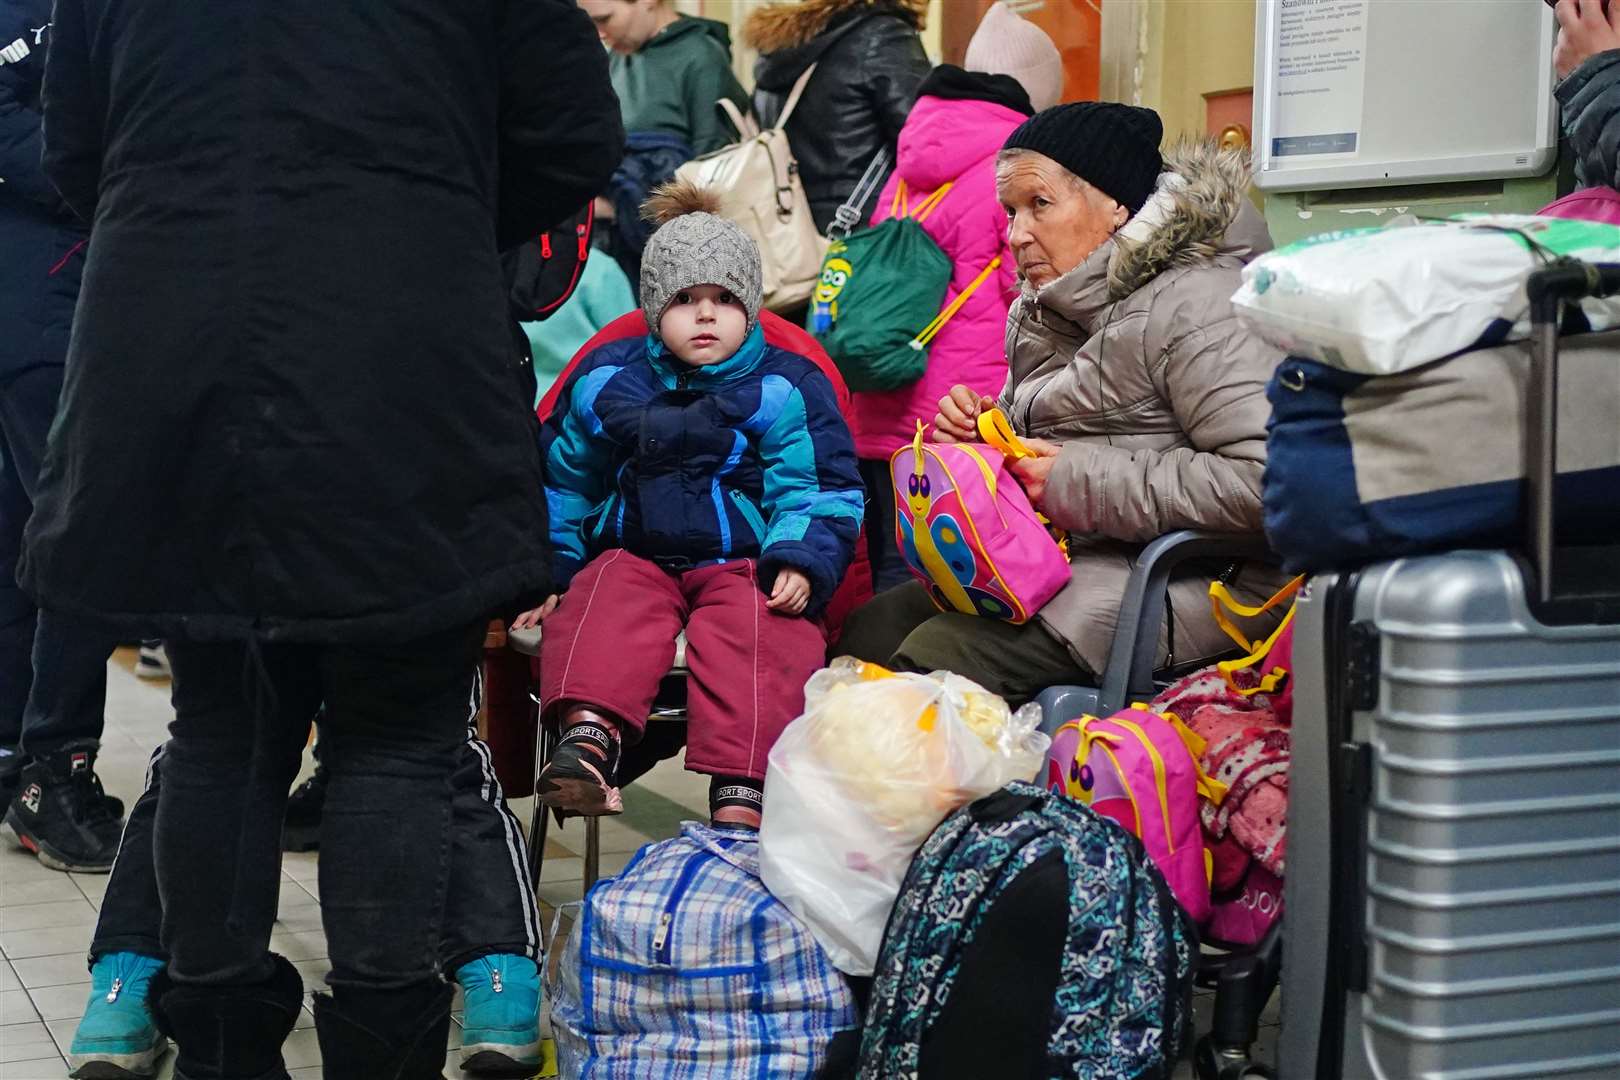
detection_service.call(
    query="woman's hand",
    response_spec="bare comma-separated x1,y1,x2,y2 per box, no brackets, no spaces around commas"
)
1556,0,1620,80
511,595,560,630
766,568,811,615
1008,438,1061,507
932,385,998,443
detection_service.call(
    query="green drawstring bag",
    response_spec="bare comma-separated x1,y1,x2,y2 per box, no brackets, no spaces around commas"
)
808,152,1000,393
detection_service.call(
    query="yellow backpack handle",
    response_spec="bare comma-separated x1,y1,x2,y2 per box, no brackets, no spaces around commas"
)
976,407,1038,459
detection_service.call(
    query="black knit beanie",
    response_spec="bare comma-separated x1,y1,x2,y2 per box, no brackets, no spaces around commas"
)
1002,102,1164,215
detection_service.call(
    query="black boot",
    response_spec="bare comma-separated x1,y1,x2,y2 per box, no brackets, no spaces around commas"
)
4,739,125,872
149,953,303,1080
281,765,327,853
312,979,453,1080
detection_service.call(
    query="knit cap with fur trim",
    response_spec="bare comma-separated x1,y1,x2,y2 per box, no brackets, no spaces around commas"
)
639,181,764,336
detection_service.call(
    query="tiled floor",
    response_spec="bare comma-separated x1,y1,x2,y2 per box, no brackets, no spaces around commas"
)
0,650,1278,1080
0,649,708,1079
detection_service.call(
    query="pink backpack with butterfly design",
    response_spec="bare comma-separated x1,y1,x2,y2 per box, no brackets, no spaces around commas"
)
1044,705,1228,924
889,412,1071,623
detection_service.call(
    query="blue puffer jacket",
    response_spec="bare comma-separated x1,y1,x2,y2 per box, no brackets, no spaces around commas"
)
541,323,864,614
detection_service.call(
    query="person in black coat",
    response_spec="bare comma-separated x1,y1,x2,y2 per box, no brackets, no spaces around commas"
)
745,0,931,233
27,0,623,1072
0,0,128,874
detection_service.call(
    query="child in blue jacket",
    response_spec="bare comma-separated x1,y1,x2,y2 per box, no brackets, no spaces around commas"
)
517,180,863,828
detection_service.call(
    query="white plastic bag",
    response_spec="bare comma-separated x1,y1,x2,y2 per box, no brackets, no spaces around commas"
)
1230,214,1620,375
758,659,1049,975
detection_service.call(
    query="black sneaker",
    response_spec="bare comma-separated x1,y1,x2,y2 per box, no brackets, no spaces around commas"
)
535,723,623,819
281,765,327,852
5,740,125,873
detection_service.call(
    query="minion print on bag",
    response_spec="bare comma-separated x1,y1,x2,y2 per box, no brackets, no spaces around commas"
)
810,243,852,334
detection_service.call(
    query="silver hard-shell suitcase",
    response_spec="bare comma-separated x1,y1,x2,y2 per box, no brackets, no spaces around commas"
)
1280,262,1620,1079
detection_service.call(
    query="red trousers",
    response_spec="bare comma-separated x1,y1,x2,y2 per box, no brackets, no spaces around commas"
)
538,551,827,780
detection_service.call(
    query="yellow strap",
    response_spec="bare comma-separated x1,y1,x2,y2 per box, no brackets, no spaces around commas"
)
892,179,909,220
1216,604,1299,697
911,256,1003,349
977,407,1040,460
1209,575,1306,653
910,182,954,223
1208,574,1304,697
1159,707,1230,806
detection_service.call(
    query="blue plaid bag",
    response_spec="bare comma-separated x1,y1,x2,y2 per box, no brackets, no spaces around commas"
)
859,783,1196,1080
550,821,858,1079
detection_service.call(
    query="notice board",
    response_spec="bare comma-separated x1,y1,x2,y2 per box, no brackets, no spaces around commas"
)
1253,1,1558,192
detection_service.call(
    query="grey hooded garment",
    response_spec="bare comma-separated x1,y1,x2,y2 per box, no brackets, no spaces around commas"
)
997,142,1291,675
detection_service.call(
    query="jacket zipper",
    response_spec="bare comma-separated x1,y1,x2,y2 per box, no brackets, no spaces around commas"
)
591,494,618,542
728,488,768,543
106,977,123,1004
540,233,552,259
484,958,504,994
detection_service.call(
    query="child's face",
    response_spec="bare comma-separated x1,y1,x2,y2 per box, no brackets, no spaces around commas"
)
659,285,748,366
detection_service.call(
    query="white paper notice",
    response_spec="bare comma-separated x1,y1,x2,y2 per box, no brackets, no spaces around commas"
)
1270,0,1368,159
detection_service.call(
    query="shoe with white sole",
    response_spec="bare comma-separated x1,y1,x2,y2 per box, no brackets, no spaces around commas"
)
456,953,543,1075
67,952,169,1079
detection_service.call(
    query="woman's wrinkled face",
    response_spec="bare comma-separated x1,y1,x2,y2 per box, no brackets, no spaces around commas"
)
997,152,1127,290
580,0,664,54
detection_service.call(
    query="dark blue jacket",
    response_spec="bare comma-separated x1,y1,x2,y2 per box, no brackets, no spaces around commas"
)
541,324,863,614
0,0,87,381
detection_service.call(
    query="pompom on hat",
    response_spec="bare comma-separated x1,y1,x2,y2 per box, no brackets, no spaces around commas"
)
639,180,764,334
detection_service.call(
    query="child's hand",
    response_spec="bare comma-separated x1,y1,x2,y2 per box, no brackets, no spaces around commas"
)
766,569,811,615
511,595,560,630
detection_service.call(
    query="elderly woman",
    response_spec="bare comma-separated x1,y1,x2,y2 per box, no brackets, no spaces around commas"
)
838,102,1287,702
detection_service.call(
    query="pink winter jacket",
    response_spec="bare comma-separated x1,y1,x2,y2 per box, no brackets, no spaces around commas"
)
851,93,1023,461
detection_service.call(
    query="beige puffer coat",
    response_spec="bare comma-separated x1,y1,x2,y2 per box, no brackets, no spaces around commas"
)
998,142,1289,675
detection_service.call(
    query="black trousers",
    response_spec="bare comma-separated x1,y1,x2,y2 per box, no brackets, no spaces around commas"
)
156,623,493,988
0,364,114,771
92,669,541,974
857,457,914,594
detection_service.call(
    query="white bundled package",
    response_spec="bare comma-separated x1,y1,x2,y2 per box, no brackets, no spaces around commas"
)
758,659,1049,976
1231,214,1620,375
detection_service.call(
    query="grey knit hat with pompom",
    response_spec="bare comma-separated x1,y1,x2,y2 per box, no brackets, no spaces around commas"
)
639,180,764,336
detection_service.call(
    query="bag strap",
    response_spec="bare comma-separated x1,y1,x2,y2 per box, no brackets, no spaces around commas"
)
890,179,955,223
1209,576,1305,652
908,182,954,223
1209,575,1306,697
829,146,892,239
773,62,819,131
910,256,1003,350
716,98,757,141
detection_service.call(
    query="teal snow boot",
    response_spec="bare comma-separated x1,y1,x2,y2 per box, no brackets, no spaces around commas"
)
67,952,168,1079
456,953,542,1075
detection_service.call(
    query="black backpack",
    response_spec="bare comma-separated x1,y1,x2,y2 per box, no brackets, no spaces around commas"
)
504,203,595,323
859,784,1196,1078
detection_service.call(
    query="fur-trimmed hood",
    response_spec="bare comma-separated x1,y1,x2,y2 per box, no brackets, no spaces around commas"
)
997,144,1284,678
1032,140,1270,328
744,0,926,56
